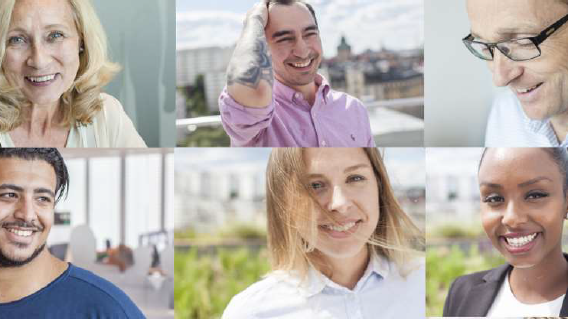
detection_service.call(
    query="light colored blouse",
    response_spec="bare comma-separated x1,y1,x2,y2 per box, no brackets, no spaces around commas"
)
222,253,425,319
487,270,564,317
0,93,146,148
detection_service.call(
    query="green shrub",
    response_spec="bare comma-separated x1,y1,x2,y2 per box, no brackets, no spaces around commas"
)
426,245,504,317
174,247,271,319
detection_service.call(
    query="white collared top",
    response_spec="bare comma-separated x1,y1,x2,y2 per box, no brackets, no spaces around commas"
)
485,89,567,147
221,253,425,319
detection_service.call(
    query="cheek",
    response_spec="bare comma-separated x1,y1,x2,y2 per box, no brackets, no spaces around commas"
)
2,50,24,76
480,208,501,237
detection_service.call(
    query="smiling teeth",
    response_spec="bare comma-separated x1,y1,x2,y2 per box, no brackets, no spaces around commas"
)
27,74,55,83
517,84,540,94
505,233,537,247
7,228,33,237
292,60,311,68
323,221,356,232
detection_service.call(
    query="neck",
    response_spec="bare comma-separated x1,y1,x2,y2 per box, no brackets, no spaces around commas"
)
0,249,67,303
509,247,568,303
316,246,370,290
550,113,568,143
21,102,63,136
277,76,319,106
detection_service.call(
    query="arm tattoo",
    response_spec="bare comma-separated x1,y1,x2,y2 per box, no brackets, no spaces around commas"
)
227,16,274,89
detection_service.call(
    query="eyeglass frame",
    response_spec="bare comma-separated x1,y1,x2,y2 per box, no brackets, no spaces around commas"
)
462,12,568,61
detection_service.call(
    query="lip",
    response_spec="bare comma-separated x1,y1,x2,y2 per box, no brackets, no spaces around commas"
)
25,73,59,87
499,232,540,254
2,227,37,245
318,219,362,239
287,58,315,72
512,82,543,103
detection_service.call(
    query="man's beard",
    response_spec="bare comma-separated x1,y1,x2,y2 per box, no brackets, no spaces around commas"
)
0,243,46,268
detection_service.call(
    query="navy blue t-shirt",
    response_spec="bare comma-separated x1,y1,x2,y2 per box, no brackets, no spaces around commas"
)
0,263,146,318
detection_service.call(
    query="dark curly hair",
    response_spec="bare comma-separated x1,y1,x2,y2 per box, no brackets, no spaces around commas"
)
0,148,69,203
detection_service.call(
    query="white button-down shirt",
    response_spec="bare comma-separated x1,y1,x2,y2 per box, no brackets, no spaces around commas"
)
221,253,425,319
485,90,567,147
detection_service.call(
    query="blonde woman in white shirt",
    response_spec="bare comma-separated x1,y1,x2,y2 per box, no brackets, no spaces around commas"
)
0,0,146,147
222,148,424,319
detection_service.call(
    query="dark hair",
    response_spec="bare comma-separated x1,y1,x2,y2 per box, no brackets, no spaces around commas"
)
479,147,568,192
265,0,319,26
0,148,69,203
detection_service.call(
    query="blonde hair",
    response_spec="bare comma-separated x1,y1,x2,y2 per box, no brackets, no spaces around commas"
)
266,148,424,280
0,0,120,131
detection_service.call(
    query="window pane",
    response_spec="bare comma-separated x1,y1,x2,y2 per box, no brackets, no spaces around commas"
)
89,157,121,250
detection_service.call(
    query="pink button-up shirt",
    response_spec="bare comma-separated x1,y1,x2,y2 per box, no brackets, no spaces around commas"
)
219,74,375,147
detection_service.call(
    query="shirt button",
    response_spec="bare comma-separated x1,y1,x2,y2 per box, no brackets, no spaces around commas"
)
321,140,326,146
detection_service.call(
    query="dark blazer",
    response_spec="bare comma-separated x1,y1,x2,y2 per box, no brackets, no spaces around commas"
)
442,260,568,317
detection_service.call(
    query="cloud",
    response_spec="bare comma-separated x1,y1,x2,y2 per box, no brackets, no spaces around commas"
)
176,0,423,56
176,11,244,50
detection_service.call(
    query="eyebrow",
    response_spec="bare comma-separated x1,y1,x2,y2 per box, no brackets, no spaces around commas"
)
471,24,540,41
0,184,56,198
8,24,69,34
271,24,318,39
518,176,552,188
479,176,553,189
307,163,371,178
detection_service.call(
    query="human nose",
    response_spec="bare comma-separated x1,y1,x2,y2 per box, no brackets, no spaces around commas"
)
292,37,310,59
27,40,51,70
327,185,352,214
489,49,523,87
501,200,528,229
13,196,37,224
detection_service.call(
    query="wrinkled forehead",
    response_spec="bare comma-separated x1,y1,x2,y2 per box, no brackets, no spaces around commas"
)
266,2,316,36
9,0,77,32
466,0,565,41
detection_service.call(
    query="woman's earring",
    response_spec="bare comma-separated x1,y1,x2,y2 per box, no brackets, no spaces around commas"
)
79,46,84,53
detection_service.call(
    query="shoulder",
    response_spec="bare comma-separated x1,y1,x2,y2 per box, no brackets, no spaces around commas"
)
327,89,368,111
90,93,146,147
98,93,128,117
66,265,145,318
222,274,300,319
443,265,507,315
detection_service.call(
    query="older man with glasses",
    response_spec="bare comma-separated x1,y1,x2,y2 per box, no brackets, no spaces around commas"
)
464,0,568,147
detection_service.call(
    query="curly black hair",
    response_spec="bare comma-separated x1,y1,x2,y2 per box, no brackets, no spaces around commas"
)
0,148,69,203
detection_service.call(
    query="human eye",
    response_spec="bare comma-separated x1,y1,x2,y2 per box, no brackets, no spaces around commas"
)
347,175,366,183
310,181,325,190
7,36,26,46
0,192,18,200
482,193,504,205
305,31,318,38
47,31,65,42
276,37,293,43
525,191,549,201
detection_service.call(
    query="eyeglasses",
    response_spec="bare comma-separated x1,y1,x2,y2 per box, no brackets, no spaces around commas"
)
463,12,568,61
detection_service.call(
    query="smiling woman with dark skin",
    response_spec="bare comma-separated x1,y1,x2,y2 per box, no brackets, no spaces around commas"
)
443,148,568,317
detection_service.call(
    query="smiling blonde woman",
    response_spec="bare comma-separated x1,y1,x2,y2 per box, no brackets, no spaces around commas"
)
222,148,424,319
0,0,146,147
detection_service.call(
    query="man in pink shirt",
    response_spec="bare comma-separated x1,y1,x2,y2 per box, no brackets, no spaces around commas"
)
220,0,375,147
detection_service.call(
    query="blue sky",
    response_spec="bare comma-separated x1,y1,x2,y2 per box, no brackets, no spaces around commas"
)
176,0,424,58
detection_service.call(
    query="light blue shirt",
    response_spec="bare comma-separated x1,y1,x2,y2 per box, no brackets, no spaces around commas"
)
485,90,567,147
221,254,424,319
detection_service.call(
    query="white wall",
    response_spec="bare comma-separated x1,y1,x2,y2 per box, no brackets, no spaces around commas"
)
424,0,503,146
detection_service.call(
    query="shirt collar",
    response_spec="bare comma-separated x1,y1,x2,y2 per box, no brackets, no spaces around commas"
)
273,73,331,105
300,251,388,298
521,108,562,146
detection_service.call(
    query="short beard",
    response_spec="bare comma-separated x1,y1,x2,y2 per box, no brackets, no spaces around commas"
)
0,243,46,268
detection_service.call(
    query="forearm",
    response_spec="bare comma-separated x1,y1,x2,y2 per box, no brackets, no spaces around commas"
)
227,15,274,108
